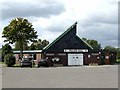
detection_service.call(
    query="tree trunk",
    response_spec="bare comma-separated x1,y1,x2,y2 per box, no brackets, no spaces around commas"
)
20,41,24,60
20,49,23,60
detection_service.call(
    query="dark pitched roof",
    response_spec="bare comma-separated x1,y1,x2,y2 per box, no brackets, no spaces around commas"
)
75,36,93,50
43,22,93,51
43,22,77,50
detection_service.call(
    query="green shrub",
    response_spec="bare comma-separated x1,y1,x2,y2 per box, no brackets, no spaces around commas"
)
116,59,120,63
2,44,13,62
4,54,16,67
116,51,120,59
101,59,105,65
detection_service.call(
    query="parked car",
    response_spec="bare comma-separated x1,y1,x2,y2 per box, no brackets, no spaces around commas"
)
38,59,49,67
20,58,32,68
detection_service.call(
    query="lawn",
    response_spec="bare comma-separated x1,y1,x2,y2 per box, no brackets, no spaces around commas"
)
0,62,21,67
0,62,5,64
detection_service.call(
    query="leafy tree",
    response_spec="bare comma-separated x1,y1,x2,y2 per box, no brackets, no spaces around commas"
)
104,46,120,62
29,39,49,50
2,44,13,62
0,49,2,62
2,17,38,59
42,39,49,48
82,37,101,50
4,53,16,67
87,40,101,50
29,43,36,50
82,37,87,41
116,49,120,59
35,39,43,50
14,41,29,50
104,46,117,52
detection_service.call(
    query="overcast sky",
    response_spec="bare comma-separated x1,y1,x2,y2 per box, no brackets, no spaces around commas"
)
0,0,119,48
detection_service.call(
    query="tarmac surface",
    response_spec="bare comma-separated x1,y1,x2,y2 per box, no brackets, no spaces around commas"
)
1,65,119,88
0,65,2,90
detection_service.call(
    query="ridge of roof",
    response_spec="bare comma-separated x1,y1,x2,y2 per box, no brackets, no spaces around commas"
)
43,22,77,50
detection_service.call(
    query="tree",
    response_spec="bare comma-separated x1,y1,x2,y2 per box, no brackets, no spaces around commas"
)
14,41,29,50
29,39,49,50
0,49,2,62
29,43,37,50
4,53,16,67
116,49,120,59
2,44,15,66
35,39,43,50
2,44,13,62
82,37,101,50
104,46,117,52
2,17,38,59
42,39,49,48
82,37,87,41
87,40,101,50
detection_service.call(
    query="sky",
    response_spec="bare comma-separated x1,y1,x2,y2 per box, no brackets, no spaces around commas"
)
0,0,119,48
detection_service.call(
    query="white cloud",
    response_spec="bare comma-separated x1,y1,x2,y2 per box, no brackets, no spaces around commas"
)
0,0,119,48
1,1,65,20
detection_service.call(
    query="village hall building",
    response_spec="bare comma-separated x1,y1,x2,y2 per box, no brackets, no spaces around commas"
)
14,22,116,66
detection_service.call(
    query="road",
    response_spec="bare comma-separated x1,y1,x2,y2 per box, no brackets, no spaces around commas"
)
1,65,119,88
0,65,2,90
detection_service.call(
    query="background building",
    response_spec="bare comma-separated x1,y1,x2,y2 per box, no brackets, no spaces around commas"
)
14,22,116,66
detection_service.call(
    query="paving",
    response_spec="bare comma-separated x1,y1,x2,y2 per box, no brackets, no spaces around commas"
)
1,65,119,88
0,65,2,90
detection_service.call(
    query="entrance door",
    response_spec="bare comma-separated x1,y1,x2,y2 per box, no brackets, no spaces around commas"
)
68,54,83,65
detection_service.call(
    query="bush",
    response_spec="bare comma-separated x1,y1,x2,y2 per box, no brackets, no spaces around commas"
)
4,54,16,67
2,44,13,62
116,51,120,59
116,59,120,63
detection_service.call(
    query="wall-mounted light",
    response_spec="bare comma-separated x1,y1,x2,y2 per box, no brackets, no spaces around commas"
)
88,55,90,58
106,56,109,59
52,57,60,62
52,58,55,62
55,58,60,61
97,57,99,59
